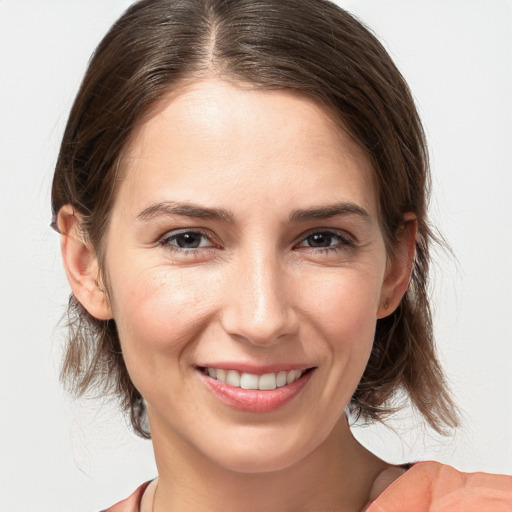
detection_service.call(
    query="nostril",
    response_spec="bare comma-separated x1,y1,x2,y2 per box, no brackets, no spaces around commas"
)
220,301,299,347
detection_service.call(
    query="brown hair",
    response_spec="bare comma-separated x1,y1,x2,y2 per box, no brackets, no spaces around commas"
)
52,0,458,438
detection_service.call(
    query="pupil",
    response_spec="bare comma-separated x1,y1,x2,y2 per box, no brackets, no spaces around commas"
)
177,232,200,248
308,233,332,247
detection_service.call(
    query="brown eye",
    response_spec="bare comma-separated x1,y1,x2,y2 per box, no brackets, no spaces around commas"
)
305,232,335,247
174,232,203,248
161,230,212,250
300,231,352,249
294,229,356,256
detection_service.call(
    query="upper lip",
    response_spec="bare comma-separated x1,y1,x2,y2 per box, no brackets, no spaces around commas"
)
196,363,315,375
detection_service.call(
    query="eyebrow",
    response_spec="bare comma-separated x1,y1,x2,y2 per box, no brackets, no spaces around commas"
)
136,200,370,224
289,202,370,223
136,201,234,223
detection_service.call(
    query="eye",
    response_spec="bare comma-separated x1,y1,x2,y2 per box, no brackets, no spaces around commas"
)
296,230,354,251
160,230,213,250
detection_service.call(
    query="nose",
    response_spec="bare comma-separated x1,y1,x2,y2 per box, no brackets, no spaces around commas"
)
220,250,299,346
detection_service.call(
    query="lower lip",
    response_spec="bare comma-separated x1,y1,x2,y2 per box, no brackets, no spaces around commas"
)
199,369,314,413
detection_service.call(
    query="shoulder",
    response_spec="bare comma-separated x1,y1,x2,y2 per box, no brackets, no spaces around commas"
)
368,461,512,512
100,481,152,512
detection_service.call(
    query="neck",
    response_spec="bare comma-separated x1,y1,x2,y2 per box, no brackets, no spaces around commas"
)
148,415,387,512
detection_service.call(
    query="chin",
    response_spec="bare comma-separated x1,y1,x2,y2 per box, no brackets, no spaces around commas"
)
201,425,325,475
211,445,308,474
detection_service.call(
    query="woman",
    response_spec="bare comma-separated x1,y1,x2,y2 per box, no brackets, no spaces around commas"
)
51,0,512,510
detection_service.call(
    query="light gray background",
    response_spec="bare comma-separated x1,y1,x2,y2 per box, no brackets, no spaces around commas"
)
0,1,511,511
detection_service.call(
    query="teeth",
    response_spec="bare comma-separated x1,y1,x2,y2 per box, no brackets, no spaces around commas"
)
226,370,240,387
259,373,277,390
276,371,287,387
287,369,302,384
205,368,305,390
240,372,259,390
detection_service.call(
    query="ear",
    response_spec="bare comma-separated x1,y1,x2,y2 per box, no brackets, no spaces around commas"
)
57,205,113,320
377,213,417,319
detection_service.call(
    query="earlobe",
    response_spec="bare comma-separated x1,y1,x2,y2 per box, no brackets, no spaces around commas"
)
57,205,113,320
377,214,417,319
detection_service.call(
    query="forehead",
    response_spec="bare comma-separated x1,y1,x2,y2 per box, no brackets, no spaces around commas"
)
117,79,377,218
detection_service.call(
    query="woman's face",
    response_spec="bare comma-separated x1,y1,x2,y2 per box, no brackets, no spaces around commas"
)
102,80,399,472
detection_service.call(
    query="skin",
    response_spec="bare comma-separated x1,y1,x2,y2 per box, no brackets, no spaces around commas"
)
59,80,416,511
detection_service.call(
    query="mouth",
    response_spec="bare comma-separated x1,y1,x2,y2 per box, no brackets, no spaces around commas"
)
197,365,316,413
199,366,312,390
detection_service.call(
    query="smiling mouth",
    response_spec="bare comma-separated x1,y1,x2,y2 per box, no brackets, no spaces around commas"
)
198,367,315,391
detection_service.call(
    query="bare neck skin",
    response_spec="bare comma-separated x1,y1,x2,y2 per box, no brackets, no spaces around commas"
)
142,415,391,512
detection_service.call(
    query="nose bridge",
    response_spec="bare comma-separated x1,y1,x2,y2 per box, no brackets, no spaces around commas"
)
248,249,282,327
221,244,297,345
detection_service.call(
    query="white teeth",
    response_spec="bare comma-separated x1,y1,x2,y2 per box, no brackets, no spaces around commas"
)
226,370,240,387
276,371,287,388
259,373,277,390
240,372,259,390
287,369,302,384
205,368,306,390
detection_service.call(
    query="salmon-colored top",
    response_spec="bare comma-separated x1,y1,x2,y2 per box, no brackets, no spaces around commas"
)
103,461,512,512
367,461,512,512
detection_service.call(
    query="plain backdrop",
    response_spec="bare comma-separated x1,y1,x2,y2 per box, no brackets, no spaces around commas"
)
0,1,511,511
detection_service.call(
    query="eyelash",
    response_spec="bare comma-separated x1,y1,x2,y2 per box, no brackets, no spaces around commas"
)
158,228,355,256
295,229,355,254
159,229,216,255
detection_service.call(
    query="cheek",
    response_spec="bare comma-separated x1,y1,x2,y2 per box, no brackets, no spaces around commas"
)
108,265,218,365
300,269,381,383
301,268,382,335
